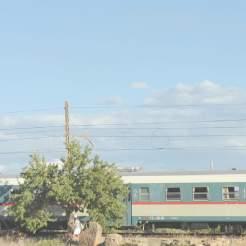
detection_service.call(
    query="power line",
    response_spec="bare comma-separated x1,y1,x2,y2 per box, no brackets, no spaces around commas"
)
71,102,246,109
3,119,246,133
2,133,246,142
79,134,246,138
0,150,65,155
2,125,246,136
70,126,246,130
0,107,63,115
95,147,246,151
1,146,246,156
68,118,246,125
0,129,64,136
67,118,246,124
0,125,63,132
0,136,64,142
1,102,246,116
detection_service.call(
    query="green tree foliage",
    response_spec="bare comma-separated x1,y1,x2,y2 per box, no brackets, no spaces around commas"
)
50,142,93,214
9,140,127,233
87,156,128,230
9,155,58,234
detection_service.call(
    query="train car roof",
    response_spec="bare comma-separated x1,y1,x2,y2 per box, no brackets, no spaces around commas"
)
1,169,246,185
120,169,246,176
121,170,246,184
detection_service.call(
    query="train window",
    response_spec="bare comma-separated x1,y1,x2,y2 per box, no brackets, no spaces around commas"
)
223,186,240,200
166,187,181,200
193,187,208,200
139,187,150,201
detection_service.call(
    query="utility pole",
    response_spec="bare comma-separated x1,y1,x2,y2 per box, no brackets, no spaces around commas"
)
64,100,70,157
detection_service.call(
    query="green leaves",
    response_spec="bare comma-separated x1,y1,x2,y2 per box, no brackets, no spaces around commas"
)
9,140,127,233
85,157,128,230
9,154,57,234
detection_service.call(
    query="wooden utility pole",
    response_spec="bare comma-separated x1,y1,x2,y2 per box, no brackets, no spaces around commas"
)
64,100,70,157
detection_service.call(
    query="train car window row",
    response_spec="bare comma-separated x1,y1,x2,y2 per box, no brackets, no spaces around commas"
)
138,185,244,202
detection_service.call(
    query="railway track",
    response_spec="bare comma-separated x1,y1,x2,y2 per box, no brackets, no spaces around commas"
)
117,231,246,238
0,229,245,238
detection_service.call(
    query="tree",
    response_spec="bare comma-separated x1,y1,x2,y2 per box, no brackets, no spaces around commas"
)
86,155,128,230
8,155,58,234
9,140,127,233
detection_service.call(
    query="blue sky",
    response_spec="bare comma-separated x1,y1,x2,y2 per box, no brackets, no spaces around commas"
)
0,1,246,174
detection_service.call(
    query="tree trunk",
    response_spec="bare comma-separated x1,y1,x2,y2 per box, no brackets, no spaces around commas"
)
67,210,75,233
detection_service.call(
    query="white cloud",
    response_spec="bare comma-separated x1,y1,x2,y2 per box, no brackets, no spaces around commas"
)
130,82,149,89
0,114,64,128
0,133,18,140
99,96,123,105
70,114,116,125
144,80,245,106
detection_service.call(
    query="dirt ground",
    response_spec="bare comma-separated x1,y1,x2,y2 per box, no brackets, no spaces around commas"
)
123,236,246,246
0,238,62,246
0,236,245,246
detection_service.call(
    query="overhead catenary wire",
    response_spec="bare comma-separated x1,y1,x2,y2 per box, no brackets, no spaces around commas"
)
0,107,63,115
71,102,246,109
0,136,64,142
1,146,246,156
2,133,246,142
0,150,65,155
3,119,246,133
2,103,246,158
2,102,246,115
2,126,246,137
1,101,246,117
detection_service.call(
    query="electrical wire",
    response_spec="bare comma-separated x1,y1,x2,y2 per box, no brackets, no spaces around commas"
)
0,107,63,115
3,119,246,133
71,103,246,109
2,133,246,142
2,102,246,116
1,146,246,156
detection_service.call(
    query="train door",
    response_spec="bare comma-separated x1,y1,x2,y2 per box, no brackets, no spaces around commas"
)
126,186,132,226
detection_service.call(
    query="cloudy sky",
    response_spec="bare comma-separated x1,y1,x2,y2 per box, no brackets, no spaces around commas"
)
0,1,246,174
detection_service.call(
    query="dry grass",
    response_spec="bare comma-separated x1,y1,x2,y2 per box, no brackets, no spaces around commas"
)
123,236,246,246
0,235,246,246
0,238,64,246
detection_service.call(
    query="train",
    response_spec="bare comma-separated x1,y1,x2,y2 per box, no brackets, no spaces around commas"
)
1,170,246,233
122,169,246,233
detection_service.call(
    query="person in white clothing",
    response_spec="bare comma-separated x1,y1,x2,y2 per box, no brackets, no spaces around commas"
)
73,214,84,240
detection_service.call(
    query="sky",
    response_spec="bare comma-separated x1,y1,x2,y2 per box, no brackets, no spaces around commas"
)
0,1,246,174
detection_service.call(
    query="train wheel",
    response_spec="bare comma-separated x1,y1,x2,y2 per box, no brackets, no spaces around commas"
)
224,224,233,234
181,222,190,231
208,223,218,234
151,223,155,232
233,224,243,235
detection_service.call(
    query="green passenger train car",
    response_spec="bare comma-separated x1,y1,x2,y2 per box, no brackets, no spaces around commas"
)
121,170,246,232
1,170,246,232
